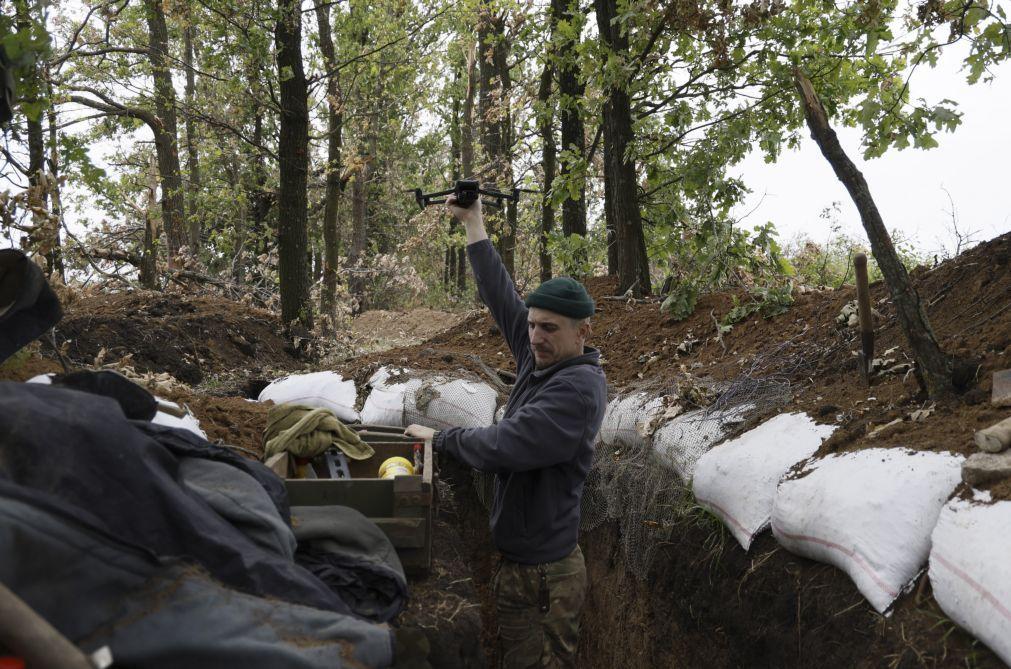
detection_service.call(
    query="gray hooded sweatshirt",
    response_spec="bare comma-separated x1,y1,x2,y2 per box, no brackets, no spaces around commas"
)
434,239,607,564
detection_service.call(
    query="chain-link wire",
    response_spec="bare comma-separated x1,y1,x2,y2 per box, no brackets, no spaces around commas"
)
580,330,849,578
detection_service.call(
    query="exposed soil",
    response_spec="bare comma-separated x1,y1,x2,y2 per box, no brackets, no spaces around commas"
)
54,290,304,385
351,308,466,353
2,232,1009,668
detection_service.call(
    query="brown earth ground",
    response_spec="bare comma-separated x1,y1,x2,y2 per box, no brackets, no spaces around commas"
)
1,232,1009,667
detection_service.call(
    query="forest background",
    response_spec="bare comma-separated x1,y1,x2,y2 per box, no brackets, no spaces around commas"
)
1,0,1008,340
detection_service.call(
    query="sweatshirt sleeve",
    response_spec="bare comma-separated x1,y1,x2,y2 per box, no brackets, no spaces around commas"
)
434,378,589,474
466,240,531,368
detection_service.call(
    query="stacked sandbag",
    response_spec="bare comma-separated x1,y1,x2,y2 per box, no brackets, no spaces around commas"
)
651,403,752,483
598,392,663,450
361,366,497,430
772,448,963,613
693,412,836,550
929,492,1011,665
258,371,359,423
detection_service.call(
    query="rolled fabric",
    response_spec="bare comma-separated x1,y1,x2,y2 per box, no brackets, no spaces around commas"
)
974,416,1011,453
265,404,373,461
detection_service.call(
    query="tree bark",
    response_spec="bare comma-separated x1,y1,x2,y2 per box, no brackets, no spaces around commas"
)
595,0,650,295
551,0,587,241
537,54,555,283
46,81,65,283
314,2,344,325
477,5,515,275
793,69,953,398
140,154,160,290
143,0,188,263
457,42,476,294
274,0,312,328
183,21,202,251
447,62,462,292
348,150,371,313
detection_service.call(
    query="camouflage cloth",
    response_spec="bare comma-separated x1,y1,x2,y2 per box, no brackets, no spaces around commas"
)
493,545,587,669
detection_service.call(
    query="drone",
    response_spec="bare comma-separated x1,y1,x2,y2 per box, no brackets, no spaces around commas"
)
410,179,535,211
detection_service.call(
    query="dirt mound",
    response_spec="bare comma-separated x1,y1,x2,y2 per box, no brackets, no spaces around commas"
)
352,308,464,346
54,290,302,386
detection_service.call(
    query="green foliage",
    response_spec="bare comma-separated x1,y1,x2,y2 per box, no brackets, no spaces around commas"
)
660,283,698,321
546,230,602,278
784,203,932,288
722,283,795,325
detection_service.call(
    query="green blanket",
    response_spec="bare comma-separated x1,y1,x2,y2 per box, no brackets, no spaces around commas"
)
264,404,373,461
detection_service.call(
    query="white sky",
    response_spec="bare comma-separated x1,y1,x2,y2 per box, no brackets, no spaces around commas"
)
731,52,1011,256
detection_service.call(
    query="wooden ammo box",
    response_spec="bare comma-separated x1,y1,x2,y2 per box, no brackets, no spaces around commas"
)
278,425,435,573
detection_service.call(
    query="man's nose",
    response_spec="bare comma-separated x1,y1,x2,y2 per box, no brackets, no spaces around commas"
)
530,327,543,344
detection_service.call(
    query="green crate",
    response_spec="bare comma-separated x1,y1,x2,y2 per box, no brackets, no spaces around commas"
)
277,424,435,573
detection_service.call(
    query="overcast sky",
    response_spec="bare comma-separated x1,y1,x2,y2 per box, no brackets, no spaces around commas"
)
730,50,1011,256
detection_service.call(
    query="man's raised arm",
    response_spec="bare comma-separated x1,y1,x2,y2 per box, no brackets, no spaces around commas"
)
448,196,530,366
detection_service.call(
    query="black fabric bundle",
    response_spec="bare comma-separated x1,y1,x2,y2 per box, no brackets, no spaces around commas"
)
0,249,62,364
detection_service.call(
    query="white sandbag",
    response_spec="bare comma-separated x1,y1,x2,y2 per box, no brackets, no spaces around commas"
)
152,397,207,439
406,378,498,430
257,371,358,423
693,412,836,550
27,373,53,384
360,367,422,426
929,493,1011,665
772,448,963,613
598,393,665,450
652,403,752,483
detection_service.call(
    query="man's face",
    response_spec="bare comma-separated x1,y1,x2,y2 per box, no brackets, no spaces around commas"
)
528,307,590,370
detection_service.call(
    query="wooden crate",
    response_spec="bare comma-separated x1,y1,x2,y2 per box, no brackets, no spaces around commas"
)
277,425,435,573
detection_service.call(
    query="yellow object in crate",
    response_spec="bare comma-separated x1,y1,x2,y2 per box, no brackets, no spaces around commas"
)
378,456,414,479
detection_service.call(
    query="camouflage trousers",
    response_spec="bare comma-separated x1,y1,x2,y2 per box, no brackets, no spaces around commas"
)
493,545,587,669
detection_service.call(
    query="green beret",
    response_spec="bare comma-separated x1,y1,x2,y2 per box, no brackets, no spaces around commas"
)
524,277,595,319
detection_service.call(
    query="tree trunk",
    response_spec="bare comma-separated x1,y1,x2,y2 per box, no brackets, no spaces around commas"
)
457,41,477,294
45,92,65,282
348,151,371,313
143,0,188,263
595,0,650,295
274,0,312,328
315,1,344,325
447,63,462,292
477,5,515,275
537,56,555,283
793,69,953,398
183,21,202,251
140,155,160,290
551,0,587,240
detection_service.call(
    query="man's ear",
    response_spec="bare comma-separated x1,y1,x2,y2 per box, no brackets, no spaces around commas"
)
579,319,591,340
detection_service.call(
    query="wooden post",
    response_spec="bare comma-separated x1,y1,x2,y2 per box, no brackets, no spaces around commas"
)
793,69,953,398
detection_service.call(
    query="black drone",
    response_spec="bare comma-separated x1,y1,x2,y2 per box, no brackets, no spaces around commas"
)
410,179,534,211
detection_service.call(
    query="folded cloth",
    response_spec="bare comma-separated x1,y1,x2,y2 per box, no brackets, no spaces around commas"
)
292,505,408,623
0,249,62,364
265,403,373,461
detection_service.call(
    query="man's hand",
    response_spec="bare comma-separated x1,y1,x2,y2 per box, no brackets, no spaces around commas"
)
405,424,436,442
447,194,488,244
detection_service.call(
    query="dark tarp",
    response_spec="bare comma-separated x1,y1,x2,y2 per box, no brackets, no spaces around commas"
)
0,487,393,668
293,505,409,623
0,381,394,667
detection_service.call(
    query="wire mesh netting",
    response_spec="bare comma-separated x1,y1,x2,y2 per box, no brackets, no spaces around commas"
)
580,333,847,577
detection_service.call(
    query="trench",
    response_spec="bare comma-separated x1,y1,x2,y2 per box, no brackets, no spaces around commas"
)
426,457,1002,669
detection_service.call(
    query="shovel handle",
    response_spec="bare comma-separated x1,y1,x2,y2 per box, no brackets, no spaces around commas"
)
854,253,874,371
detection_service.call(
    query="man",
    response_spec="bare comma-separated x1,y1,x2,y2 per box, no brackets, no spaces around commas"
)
405,195,607,668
